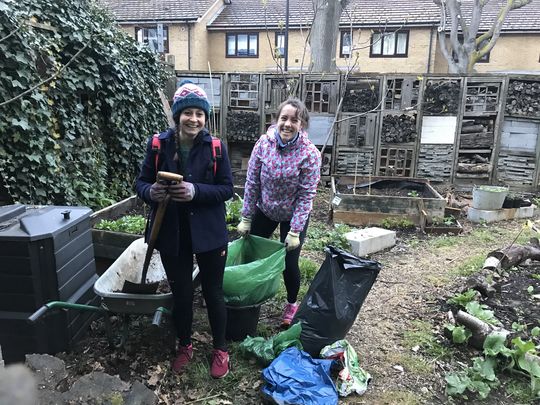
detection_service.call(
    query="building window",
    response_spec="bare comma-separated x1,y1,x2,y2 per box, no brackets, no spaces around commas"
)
226,33,259,57
135,26,169,53
275,32,285,58
370,30,409,57
340,31,352,58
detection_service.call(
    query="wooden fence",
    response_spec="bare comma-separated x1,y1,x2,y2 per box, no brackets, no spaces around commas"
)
174,72,540,191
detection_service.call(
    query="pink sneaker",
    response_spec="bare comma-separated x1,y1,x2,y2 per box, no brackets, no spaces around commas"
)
210,349,229,379
281,302,299,327
172,344,193,373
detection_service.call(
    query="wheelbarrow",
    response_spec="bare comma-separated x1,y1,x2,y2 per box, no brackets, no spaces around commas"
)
29,238,199,348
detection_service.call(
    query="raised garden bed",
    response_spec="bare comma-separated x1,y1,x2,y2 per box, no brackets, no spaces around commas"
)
331,176,446,226
90,195,146,274
425,217,463,235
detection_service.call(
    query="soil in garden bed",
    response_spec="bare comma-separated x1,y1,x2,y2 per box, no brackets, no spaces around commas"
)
336,180,435,198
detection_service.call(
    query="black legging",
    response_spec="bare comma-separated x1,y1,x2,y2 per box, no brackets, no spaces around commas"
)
250,207,309,304
160,215,227,351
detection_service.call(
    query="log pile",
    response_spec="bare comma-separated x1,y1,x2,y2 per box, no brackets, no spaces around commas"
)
226,111,260,142
423,80,460,115
342,87,379,113
459,119,494,148
381,114,416,143
505,80,540,118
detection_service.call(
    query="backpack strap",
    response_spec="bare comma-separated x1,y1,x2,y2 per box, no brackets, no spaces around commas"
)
211,137,222,176
151,134,160,175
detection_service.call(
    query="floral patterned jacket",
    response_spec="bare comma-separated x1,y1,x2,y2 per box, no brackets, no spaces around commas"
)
241,126,321,233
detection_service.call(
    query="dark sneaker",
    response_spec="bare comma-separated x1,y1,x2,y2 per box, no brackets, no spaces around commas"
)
210,349,229,379
172,344,193,373
281,302,299,327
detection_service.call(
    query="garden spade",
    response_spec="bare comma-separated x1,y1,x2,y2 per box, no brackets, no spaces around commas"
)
122,171,183,294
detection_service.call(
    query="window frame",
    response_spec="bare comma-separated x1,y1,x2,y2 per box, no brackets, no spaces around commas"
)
370,30,409,58
275,32,285,58
340,31,353,58
226,33,259,58
134,25,169,53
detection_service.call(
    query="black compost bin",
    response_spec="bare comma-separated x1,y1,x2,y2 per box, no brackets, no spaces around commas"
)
0,204,99,363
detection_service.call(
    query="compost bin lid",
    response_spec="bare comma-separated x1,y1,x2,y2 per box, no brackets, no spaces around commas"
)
0,204,92,241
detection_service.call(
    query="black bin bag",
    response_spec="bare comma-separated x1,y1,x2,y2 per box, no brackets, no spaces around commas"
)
292,246,381,357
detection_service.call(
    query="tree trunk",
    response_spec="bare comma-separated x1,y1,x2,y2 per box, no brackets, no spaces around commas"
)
483,238,540,271
309,0,348,72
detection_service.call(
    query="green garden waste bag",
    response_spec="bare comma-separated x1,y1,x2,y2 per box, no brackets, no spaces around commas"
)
239,323,303,366
223,235,286,306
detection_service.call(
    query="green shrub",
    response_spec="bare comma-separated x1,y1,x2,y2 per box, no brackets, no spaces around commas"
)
0,0,168,209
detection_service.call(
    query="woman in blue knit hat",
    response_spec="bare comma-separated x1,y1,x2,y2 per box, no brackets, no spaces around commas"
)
135,80,233,378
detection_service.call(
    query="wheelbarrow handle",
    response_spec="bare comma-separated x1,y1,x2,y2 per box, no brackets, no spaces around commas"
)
28,305,50,323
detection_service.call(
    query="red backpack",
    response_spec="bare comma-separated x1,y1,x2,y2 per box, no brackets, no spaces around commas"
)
151,134,222,176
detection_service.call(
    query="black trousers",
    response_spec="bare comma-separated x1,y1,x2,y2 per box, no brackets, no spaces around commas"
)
250,207,309,304
160,215,227,351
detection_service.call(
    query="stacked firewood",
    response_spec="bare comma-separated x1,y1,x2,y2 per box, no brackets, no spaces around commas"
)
423,80,460,114
505,80,540,117
226,111,260,142
342,87,379,113
381,114,416,143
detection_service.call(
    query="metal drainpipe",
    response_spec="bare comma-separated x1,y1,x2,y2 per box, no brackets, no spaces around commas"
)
284,0,289,71
186,20,191,70
427,25,434,74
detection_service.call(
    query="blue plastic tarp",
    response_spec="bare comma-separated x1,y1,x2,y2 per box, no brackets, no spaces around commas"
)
261,347,338,405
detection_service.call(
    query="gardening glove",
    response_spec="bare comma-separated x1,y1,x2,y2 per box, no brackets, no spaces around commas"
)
237,217,251,236
168,181,195,202
285,231,300,251
149,182,167,202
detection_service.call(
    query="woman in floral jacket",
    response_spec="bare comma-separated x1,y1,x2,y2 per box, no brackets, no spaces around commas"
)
237,97,321,327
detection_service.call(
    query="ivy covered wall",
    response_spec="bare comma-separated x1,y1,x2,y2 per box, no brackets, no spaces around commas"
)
0,0,168,208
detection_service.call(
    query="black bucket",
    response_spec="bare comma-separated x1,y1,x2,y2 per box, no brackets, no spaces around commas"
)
225,304,261,341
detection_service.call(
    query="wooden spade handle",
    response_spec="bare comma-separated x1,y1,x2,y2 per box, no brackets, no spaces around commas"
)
157,171,183,183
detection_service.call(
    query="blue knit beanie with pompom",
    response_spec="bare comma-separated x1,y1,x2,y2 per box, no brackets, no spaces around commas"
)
171,79,211,120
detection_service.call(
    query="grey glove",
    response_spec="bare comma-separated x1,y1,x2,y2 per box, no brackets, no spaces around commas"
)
149,182,167,202
168,181,195,202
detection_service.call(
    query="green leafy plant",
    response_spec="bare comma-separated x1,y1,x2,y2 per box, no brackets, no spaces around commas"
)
380,217,415,230
94,215,146,234
445,324,472,344
225,194,243,224
527,285,535,295
512,322,527,333
465,301,501,326
304,223,351,251
447,289,479,308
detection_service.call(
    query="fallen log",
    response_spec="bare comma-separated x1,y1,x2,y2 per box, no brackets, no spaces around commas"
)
483,238,540,271
454,311,509,350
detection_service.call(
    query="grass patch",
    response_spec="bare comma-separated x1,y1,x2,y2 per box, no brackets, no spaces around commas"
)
402,320,450,361
386,352,433,376
429,235,459,249
504,378,539,404
376,390,423,405
469,228,499,244
449,254,485,278
425,273,451,287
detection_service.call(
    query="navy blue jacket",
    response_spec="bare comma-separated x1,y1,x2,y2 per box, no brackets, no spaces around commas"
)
135,128,233,254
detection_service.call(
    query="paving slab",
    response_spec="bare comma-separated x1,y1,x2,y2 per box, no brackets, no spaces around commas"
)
345,227,396,257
